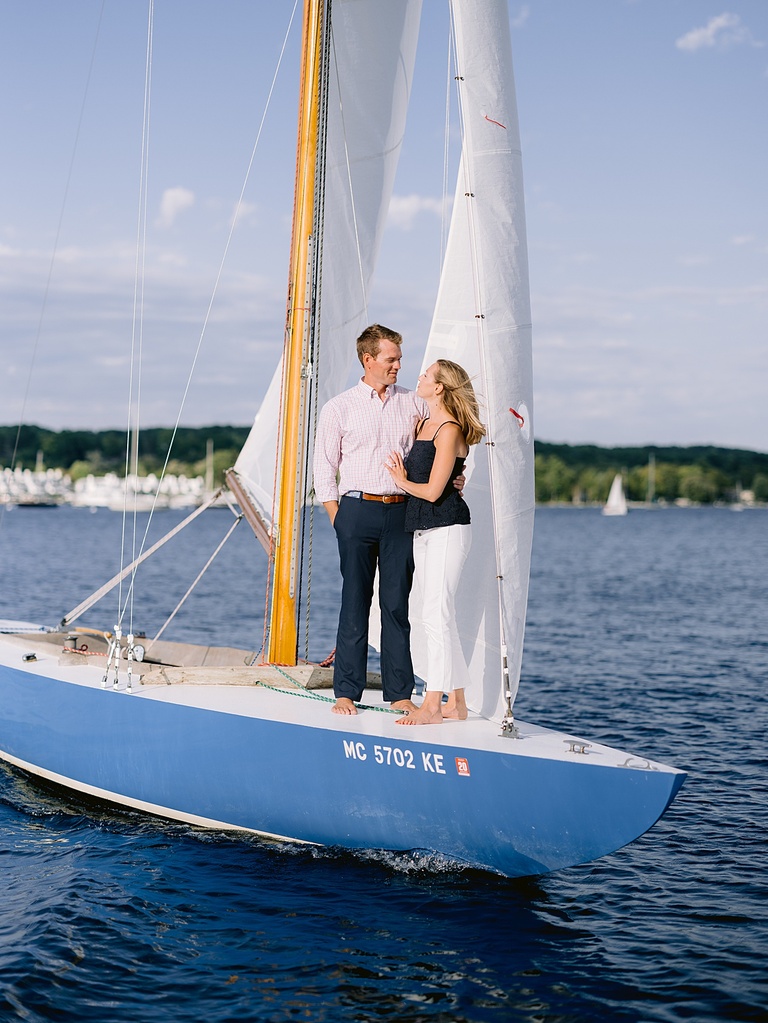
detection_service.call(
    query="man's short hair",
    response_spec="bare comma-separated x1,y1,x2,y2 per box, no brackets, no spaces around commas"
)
356,324,402,366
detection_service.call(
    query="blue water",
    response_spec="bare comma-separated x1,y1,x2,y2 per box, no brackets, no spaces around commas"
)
0,505,766,1022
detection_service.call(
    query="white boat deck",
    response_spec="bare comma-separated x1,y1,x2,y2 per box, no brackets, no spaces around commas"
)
0,629,679,775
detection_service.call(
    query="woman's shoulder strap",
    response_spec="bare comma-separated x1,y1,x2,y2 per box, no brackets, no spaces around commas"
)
432,420,462,440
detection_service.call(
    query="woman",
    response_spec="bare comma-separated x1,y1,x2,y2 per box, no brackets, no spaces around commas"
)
386,359,485,725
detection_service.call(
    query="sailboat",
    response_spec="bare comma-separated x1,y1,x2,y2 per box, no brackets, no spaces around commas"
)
0,0,684,877
603,473,629,516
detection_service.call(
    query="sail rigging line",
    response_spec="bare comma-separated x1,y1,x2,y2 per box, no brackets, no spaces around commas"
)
327,12,369,328
440,23,454,271
449,3,514,719
59,490,224,630
119,0,155,645
138,0,300,507
257,301,293,661
169,0,301,439
300,0,336,661
297,0,337,663
0,0,107,540
300,401,317,662
112,2,300,641
148,512,244,647
297,2,334,662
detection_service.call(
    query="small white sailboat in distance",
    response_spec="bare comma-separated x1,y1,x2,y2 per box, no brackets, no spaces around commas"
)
603,473,628,516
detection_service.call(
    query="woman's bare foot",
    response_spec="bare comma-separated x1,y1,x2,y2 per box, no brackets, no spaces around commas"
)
443,689,468,720
332,697,358,715
396,692,443,726
396,707,444,725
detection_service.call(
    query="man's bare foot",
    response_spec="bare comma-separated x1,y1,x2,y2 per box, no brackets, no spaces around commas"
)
390,698,419,716
396,692,443,726
332,697,358,715
443,689,468,720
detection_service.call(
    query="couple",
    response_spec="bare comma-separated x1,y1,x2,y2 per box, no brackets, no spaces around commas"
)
312,324,485,725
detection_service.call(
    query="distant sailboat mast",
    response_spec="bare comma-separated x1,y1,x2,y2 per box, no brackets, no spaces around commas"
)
646,453,656,505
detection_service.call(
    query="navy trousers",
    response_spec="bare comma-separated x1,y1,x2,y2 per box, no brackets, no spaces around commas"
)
332,495,414,703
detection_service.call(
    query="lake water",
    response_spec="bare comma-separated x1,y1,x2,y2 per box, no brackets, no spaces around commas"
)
0,504,766,1022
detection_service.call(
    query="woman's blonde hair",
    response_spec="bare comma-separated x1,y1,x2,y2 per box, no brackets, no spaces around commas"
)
434,360,486,446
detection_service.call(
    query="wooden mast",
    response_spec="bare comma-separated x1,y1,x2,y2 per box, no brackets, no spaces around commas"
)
266,0,325,664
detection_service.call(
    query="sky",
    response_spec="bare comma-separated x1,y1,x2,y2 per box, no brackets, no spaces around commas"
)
1,0,766,451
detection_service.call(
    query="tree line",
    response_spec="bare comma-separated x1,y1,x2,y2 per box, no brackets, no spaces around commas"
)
2,425,767,503
535,443,768,504
0,425,247,488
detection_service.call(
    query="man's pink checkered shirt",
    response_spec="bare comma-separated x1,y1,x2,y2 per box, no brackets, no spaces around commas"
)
313,380,427,503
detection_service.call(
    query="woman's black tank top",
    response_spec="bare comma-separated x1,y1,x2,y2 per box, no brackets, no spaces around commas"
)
403,421,470,533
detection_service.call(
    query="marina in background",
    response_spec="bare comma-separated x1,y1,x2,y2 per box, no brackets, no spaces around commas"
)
3,432,766,509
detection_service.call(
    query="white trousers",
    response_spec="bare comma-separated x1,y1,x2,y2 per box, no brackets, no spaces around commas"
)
412,523,471,693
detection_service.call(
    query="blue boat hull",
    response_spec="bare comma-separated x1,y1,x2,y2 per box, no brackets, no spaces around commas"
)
0,659,685,877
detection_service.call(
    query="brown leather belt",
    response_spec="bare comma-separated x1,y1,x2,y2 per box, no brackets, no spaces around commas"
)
365,493,405,503
345,491,405,504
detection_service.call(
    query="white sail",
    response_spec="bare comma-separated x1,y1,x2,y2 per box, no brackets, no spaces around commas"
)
409,0,535,722
233,0,423,526
603,473,628,516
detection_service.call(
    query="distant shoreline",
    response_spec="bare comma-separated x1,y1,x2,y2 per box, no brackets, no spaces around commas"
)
2,426,767,507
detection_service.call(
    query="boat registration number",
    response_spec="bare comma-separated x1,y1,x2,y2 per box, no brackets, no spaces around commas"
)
343,740,470,777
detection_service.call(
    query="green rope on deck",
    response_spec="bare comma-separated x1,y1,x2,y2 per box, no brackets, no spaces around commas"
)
258,664,402,714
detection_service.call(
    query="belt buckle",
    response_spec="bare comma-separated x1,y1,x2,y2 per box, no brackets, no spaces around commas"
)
382,494,395,504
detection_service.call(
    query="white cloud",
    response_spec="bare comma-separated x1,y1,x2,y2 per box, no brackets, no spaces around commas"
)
230,200,258,229
677,253,712,267
730,235,755,246
157,250,189,268
388,194,443,230
94,354,130,370
528,279,767,447
510,5,530,30
569,250,597,266
157,187,196,228
675,13,764,52
55,246,84,264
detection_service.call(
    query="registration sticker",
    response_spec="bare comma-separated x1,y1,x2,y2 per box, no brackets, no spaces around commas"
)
455,757,470,777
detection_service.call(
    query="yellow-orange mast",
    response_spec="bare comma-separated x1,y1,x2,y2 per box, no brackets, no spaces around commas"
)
266,0,325,664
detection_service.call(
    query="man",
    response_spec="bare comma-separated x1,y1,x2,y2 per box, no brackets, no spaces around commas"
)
313,324,425,715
